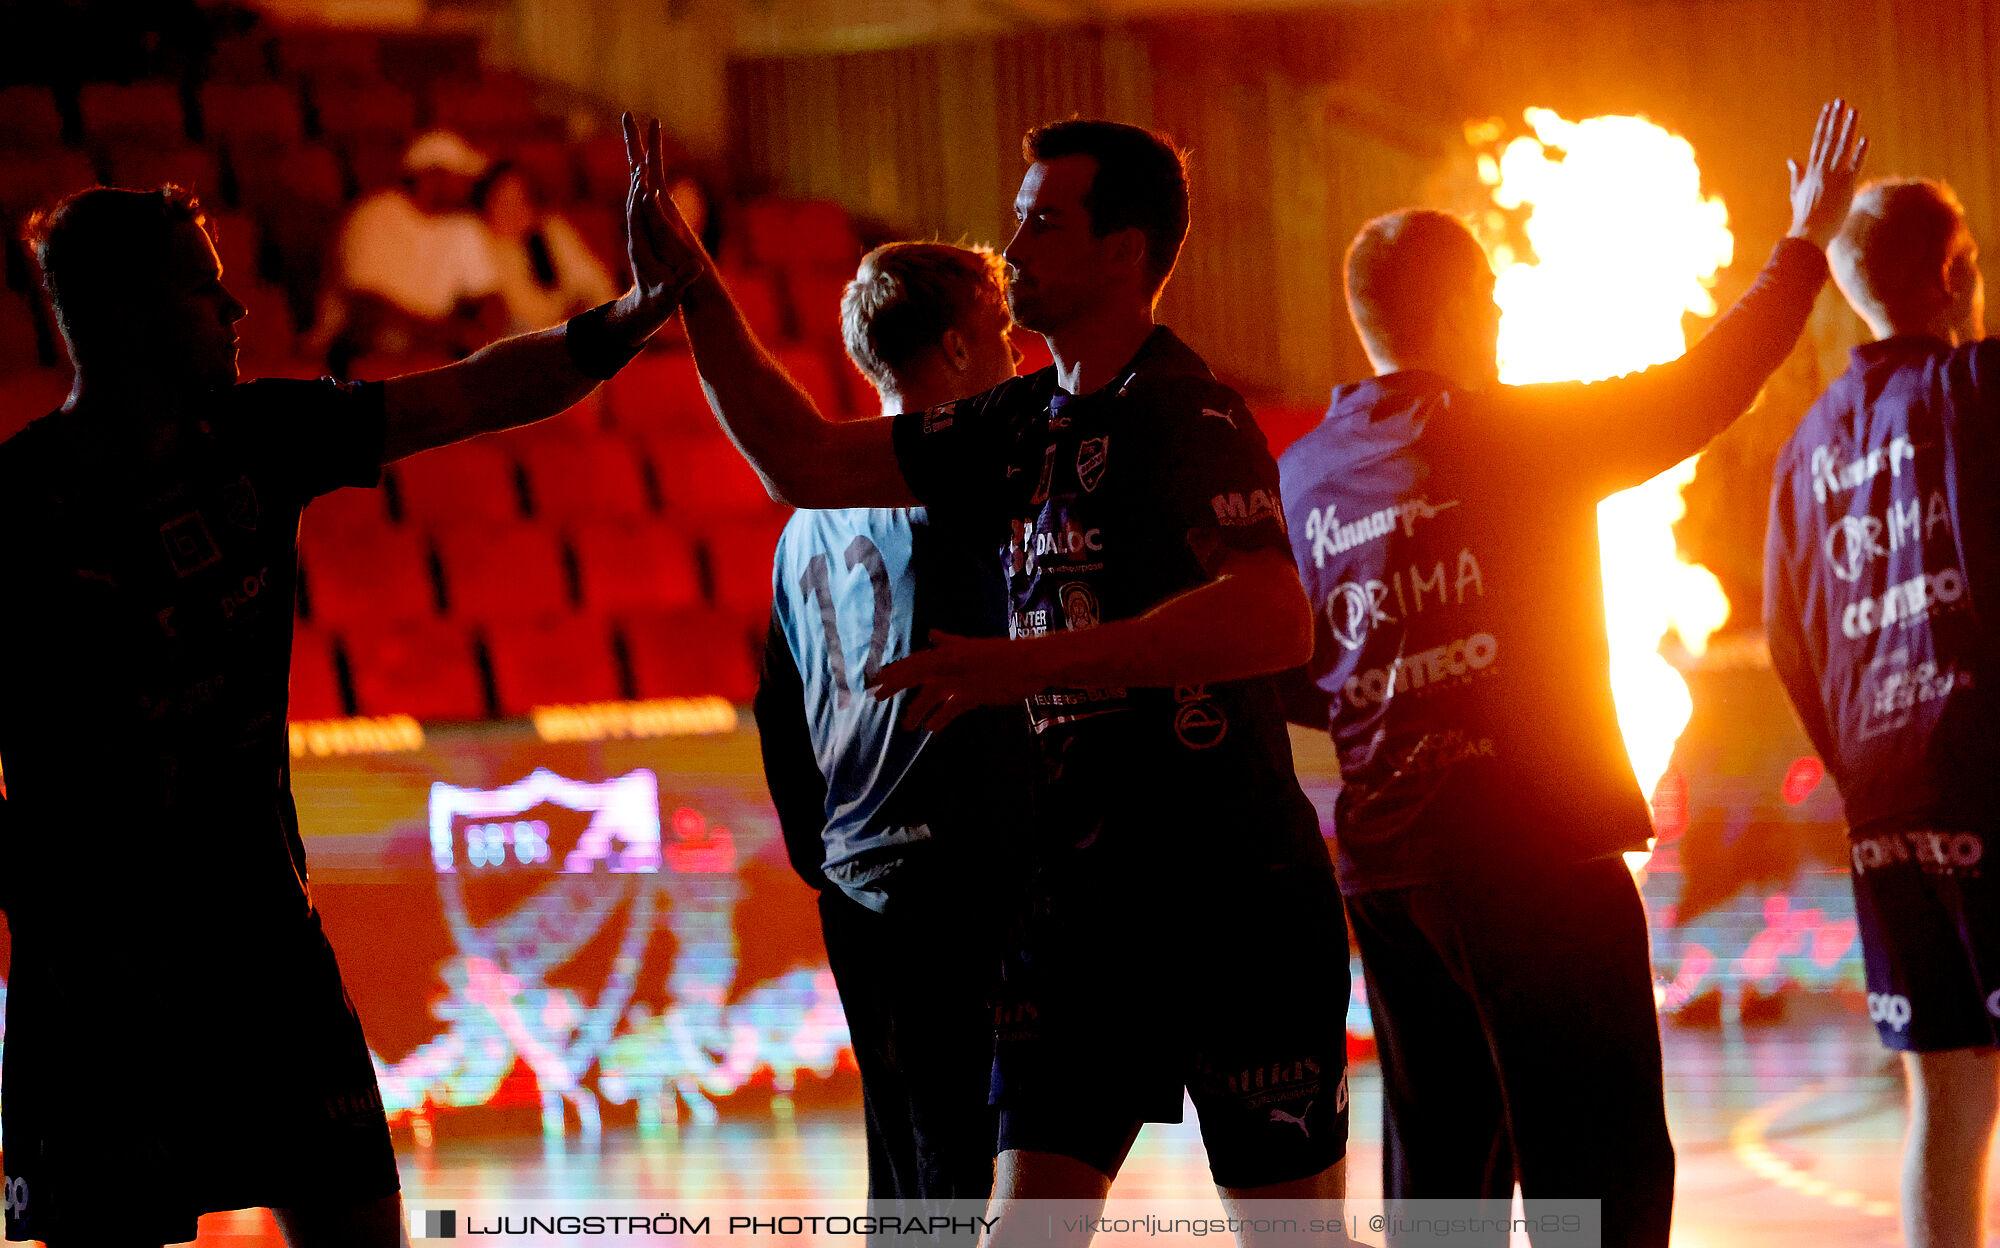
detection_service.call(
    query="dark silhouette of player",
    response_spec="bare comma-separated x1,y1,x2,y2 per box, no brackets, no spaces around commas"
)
1766,175,1997,1248
1278,102,1864,1248
754,241,1029,1234
0,114,695,1248
628,114,1349,1248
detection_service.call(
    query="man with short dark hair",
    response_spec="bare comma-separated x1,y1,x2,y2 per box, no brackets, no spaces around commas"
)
1277,103,1865,1247
754,240,1028,1224
0,115,691,1248
1765,175,1998,1248
631,116,1349,1245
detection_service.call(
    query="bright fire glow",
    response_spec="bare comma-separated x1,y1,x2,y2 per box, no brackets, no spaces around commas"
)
1477,109,1736,861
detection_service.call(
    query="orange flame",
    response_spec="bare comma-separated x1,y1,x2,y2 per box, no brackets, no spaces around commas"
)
1476,109,1735,867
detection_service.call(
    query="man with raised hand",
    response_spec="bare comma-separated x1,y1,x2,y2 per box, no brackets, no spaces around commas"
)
1276,103,1865,1247
1765,176,1998,1248
753,241,1028,1228
0,115,688,1248
632,115,1349,1245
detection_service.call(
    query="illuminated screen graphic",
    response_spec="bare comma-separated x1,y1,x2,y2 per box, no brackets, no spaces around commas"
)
0,670,1862,1137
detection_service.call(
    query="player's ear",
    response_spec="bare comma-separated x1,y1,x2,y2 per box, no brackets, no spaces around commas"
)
1109,227,1147,283
940,327,971,374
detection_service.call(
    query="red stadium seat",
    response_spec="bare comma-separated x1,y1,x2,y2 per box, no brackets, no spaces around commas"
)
300,524,436,626
0,291,48,371
100,145,222,204
205,212,263,285
484,613,623,715
0,368,69,443
521,434,655,524
336,135,407,196
718,267,785,344
782,266,852,342
305,483,394,538
431,76,544,134
700,513,790,614
392,440,524,532
0,86,66,149
567,204,628,285
774,344,849,419
205,34,277,85
435,524,572,621
0,150,97,220
235,141,348,216
272,28,384,85
235,281,298,359
621,609,758,703
342,618,485,721
310,83,416,143
200,82,305,146
289,625,345,720
744,198,859,270
571,519,703,616
604,351,711,437
1013,328,1054,376
503,139,579,204
576,130,634,204
647,432,776,517
79,83,186,146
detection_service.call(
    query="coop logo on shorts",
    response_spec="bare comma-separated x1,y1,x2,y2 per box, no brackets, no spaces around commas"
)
3,1175,27,1219
410,1209,458,1239
1868,993,1912,1032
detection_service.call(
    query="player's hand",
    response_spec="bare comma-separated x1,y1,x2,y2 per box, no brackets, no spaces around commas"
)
872,631,1046,734
616,112,710,329
1787,100,1868,249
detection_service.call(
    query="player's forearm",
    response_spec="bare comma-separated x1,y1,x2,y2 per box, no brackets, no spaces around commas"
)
1027,565,1313,690
380,291,667,460
1616,240,1830,468
679,267,840,504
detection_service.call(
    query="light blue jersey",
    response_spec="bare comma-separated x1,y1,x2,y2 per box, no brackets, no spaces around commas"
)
771,507,940,909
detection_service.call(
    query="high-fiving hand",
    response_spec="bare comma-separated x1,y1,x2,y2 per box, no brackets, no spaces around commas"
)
1787,100,1869,250
620,111,712,320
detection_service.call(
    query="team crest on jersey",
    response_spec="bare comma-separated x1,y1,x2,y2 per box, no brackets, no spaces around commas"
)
1060,581,1100,630
1076,436,1110,492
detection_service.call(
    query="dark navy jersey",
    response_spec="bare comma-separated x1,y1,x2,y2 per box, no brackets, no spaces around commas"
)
0,378,386,939
1765,335,2000,837
761,505,1024,910
891,326,1323,877
1280,240,1830,893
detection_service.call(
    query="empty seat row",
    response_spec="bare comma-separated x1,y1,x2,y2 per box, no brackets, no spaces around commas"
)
299,510,788,626
290,609,761,722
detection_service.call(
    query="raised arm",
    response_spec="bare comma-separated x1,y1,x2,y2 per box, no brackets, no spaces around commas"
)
624,117,915,508
1517,101,1869,497
375,116,694,461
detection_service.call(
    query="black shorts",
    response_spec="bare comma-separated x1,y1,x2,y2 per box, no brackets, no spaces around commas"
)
2,911,399,1245
1849,825,2000,1052
992,855,1350,1190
